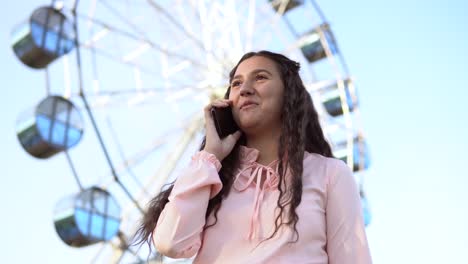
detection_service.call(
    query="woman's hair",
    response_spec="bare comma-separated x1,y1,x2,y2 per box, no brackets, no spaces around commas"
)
133,50,333,253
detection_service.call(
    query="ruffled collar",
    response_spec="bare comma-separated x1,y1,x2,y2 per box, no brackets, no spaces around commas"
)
239,145,260,163
238,145,279,164
232,145,284,240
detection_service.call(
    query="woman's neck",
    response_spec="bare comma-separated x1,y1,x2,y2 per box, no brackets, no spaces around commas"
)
245,128,281,166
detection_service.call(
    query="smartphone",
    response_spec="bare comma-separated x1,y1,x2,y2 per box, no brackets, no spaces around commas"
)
210,106,239,138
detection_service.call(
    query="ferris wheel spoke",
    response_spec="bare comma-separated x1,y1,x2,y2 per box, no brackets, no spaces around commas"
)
91,231,144,263
75,1,221,75
70,85,195,98
145,0,204,52
192,1,237,72
74,11,143,44
223,0,245,54
84,47,160,76
119,114,204,223
174,0,199,43
253,1,293,52
105,116,153,199
145,0,232,71
70,82,211,109
244,0,257,52
102,114,204,261
97,111,201,190
80,42,220,97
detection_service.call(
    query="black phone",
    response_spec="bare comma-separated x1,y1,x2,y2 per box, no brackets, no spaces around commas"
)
210,106,239,138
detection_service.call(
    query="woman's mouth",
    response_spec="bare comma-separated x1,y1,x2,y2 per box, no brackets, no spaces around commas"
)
240,101,258,110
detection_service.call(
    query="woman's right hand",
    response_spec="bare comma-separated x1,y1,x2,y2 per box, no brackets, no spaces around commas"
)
203,99,242,161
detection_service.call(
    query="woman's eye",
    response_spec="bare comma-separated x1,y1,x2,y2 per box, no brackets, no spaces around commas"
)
231,81,241,87
256,75,267,80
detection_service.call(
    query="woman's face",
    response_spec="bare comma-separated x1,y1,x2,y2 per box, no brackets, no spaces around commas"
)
229,56,284,135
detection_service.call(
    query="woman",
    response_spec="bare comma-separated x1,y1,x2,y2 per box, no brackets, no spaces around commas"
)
134,51,372,263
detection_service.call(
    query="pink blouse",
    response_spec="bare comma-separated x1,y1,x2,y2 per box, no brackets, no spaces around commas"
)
153,146,372,263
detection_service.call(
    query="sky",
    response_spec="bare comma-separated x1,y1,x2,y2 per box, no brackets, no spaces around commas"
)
1,0,468,263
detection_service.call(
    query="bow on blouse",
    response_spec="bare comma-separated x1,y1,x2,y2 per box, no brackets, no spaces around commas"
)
233,146,280,241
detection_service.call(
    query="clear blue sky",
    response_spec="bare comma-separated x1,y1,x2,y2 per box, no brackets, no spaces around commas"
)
1,0,467,263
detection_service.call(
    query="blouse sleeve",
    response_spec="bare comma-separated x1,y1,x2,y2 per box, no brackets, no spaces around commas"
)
152,151,223,259
326,159,372,264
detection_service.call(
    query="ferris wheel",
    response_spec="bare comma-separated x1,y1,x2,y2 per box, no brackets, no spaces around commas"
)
11,0,372,262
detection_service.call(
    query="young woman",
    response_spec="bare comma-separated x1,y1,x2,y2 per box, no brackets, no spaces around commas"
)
134,51,372,263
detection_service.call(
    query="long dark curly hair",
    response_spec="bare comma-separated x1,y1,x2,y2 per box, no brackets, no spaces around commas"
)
133,50,333,254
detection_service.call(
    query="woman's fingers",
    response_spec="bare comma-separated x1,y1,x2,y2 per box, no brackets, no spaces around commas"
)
210,99,231,108
203,99,231,117
225,130,242,146
202,99,238,161
203,99,232,130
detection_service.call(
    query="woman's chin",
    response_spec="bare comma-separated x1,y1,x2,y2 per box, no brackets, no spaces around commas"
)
238,119,262,134
239,117,255,127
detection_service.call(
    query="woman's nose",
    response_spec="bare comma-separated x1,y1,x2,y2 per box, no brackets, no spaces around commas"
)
239,81,254,96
